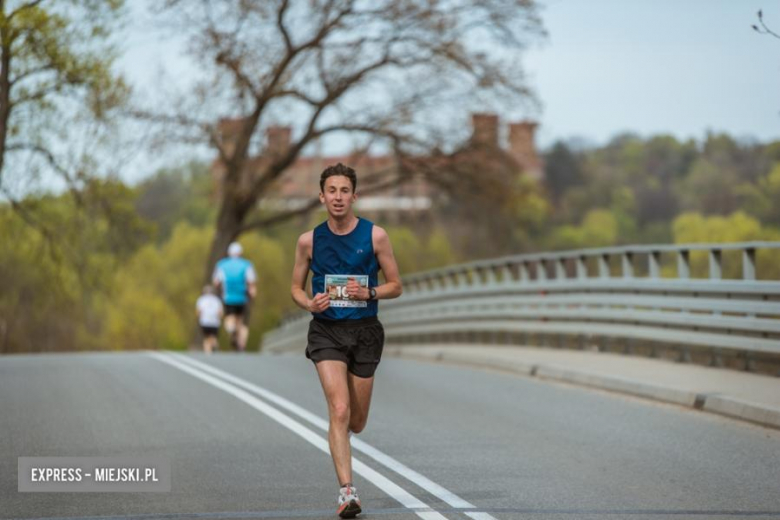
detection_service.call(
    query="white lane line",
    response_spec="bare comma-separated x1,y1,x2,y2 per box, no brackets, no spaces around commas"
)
149,352,448,520
166,352,499,520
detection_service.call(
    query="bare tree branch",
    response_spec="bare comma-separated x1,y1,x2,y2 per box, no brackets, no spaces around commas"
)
247,50,400,203
7,0,46,22
277,0,294,53
218,1,359,175
128,108,229,164
146,0,544,284
753,9,780,39
213,45,259,96
8,83,61,108
9,64,55,87
6,143,85,205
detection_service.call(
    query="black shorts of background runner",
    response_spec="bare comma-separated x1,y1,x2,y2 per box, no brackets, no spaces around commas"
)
306,317,385,378
224,303,249,320
200,326,219,337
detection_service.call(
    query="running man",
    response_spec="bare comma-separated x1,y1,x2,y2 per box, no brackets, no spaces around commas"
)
213,241,257,351
195,285,223,354
291,163,402,519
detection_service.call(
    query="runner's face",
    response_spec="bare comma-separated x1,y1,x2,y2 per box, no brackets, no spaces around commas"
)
320,175,356,218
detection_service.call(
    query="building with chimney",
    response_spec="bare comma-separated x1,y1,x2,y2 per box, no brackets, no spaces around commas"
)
211,113,543,218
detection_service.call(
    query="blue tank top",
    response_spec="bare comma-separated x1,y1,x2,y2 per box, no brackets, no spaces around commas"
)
311,218,378,320
215,257,254,305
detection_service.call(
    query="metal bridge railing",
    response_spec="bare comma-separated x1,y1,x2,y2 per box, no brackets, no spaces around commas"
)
262,242,780,375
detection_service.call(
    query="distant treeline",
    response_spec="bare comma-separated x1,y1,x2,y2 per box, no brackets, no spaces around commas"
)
538,132,780,249
1,132,779,353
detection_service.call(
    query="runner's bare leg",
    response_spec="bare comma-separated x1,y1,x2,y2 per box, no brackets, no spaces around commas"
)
316,360,353,485
237,316,248,351
347,373,375,434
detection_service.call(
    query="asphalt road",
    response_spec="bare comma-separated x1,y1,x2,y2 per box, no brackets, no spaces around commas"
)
1,350,779,520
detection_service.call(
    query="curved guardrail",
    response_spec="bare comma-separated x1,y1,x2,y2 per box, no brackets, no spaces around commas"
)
263,242,780,375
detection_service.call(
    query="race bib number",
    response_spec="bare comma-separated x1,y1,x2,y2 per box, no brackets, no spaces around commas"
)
325,274,368,308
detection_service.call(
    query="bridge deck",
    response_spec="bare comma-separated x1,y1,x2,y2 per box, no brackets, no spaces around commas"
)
384,343,780,430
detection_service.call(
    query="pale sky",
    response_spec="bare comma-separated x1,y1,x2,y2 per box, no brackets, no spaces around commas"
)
116,0,780,181
523,0,780,147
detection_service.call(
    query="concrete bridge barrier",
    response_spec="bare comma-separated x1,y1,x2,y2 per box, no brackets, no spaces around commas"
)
263,242,780,376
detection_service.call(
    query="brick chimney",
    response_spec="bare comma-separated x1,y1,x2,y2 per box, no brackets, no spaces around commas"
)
509,120,543,180
471,113,500,149
266,126,292,157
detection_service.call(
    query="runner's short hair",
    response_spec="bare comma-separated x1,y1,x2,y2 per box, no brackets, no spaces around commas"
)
320,163,357,193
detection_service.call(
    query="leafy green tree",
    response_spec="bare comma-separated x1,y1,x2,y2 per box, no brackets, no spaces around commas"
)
0,179,151,353
384,227,424,277
549,209,619,250
737,162,780,225
610,186,638,242
543,141,583,205
0,1,131,325
373,225,458,276
757,163,780,225
0,0,127,199
234,232,291,346
677,156,743,215
672,211,780,279
509,174,552,249
104,265,187,351
673,211,764,244
134,161,217,243
632,135,696,225
544,132,780,250
0,207,79,353
104,222,300,351
104,223,212,351
423,228,457,271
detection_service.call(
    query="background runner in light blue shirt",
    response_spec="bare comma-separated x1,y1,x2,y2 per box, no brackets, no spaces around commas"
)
212,242,256,351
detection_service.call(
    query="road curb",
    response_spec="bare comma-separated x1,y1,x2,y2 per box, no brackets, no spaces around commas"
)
702,395,780,430
533,364,701,408
385,346,780,431
384,346,536,376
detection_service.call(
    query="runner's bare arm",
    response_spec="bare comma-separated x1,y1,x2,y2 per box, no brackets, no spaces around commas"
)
371,225,402,300
212,266,222,292
291,231,330,312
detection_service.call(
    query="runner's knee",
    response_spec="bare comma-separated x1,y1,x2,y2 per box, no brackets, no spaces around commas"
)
224,319,236,334
330,401,350,424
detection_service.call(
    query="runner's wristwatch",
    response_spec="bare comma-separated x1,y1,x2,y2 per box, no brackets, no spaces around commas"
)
369,287,377,300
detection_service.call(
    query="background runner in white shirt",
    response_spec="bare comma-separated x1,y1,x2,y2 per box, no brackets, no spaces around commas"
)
196,285,223,354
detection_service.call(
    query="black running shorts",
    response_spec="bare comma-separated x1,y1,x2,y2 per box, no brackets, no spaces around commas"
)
200,326,219,337
224,304,247,318
306,317,385,378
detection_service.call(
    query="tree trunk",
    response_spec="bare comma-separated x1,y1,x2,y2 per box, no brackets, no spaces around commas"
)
0,26,14,178
203,198,245,285
191,197,247,350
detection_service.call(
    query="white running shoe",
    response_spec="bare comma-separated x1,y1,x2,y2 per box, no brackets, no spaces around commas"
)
336,485,362,518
